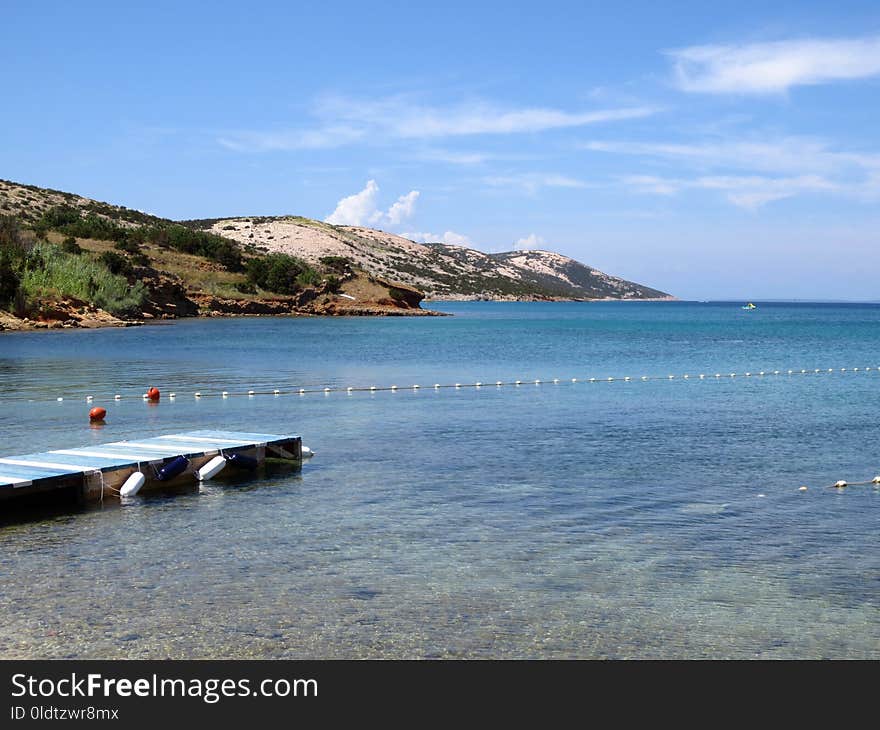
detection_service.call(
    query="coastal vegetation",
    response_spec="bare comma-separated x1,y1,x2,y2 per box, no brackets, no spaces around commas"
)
0,215,146,317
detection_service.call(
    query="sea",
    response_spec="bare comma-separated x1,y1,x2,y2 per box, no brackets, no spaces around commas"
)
0,301,877,659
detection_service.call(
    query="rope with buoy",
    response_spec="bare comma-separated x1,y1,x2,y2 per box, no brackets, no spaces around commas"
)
45,363,880,405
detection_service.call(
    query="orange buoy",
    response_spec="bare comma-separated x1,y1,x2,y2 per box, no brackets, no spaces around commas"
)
89,407,107,422
147,387,160,402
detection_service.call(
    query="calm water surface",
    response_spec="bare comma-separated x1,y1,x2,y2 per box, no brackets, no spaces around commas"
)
0,301,877,658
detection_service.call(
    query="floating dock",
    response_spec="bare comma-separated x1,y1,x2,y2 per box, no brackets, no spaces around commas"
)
0,430,303,503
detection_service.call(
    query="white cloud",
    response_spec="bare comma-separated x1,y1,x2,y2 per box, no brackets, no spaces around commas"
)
514,233,547,250
588,135,880,205
385,190,420,225
405,230,472,246
325,180,420,226
325,180,383,225
218,125,365,151
621,173,837,209
668,36,880,94
218,95,658,151
316,95,658,138
484,173,588,195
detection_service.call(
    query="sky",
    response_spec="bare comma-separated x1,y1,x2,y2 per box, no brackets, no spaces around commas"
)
2,0,880,299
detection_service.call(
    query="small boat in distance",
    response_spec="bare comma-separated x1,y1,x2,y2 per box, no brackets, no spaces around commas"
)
741,302,757,310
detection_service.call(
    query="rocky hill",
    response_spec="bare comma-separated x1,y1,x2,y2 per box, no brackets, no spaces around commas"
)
0,178,672,332
191,216,671,300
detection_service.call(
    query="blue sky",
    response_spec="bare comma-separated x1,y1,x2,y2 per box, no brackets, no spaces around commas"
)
2,1,880,299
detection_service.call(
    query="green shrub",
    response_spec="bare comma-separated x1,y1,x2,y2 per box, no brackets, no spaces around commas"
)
319,255,353,273
61,236,83,254
0,216,25,305
98,251,133,276
114,238,142,254
324,275,342,293
388,287,409,302
246,253,319,294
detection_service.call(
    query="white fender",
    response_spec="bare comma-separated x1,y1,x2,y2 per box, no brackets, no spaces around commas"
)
197,455,227,481
302,446,315,458
120,471,146,497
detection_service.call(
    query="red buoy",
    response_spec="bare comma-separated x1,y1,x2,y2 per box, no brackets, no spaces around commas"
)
147,387,160,402
89,407,107,422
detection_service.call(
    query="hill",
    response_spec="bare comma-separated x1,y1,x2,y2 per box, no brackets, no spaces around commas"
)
191,216,671,300
0,179,672,331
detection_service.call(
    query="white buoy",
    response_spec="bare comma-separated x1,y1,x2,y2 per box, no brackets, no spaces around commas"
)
475,382,482,387
553,378,559,384
302,446,314,458
196,455,227,481
391,385,397,391
274,389,280,395
535,379,541,385
249,390,255,396
115,394,121,400
668,375,674,379
434,384,440,389
413,384,420,389
299,388,305,395
624,376,631,381
57,397,63,402
222,391,229,398
715,374,721,378
86,396,93,402
571,378,578,383
347,387,353,392
607,377,614,382
683,374,689,379
699,374,705,379
169,393,176,399
798,486,808,492
774,371,779,375
834,480,847,488
142,394,149,400
497,381,504,386
872,476,880,484
370,386,377,391
642,376,648,380
745,372,751,377
515,380,522,385
194,392,201,398
454,383,461,389
589,378,596,382
120,471,146,497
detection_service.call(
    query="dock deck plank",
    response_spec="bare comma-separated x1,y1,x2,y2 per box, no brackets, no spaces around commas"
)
0,430,299,490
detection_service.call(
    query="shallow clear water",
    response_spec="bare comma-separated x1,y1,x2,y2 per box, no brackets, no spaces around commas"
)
0,301,878,658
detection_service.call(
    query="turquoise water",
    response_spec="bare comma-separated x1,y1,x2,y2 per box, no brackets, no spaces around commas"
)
0,301,878,658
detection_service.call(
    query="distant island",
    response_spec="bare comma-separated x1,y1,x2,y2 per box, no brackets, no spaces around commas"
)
0,179,672,331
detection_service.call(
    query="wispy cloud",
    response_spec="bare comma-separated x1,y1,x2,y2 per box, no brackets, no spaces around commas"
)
325,180,420,226
218,94,659,152
668,35,880,94
218,125,365,151
484,173,588,195
621,173,837,209
589,135,880,206
316,95,658,137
